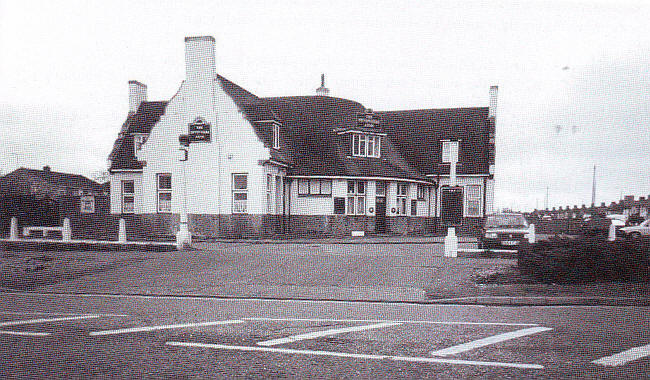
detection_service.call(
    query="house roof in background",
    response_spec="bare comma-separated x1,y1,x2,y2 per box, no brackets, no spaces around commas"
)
0,167,105,195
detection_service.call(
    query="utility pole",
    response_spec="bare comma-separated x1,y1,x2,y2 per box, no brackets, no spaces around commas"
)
591,165,596,207
545,186,549,210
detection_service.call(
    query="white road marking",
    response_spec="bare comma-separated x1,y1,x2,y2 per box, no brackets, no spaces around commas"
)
166,341,544,369
0,330,51,337
90,319,245,336
0,311,128,317
0,315,101,328
244,317,538,327
592,343,650,366
430,326,553,356
257,322,400,346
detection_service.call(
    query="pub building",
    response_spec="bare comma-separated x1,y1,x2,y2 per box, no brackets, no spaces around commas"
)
108,36,497,238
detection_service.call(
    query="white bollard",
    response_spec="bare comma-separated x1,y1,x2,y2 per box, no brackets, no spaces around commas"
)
528,224,536,244
9,217,19,240
176,222,192,250
62,218,72,242
118,218,127,243
444,227,458,258
608,222,616,242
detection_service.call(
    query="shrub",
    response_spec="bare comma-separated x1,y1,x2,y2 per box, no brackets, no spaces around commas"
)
518,237,650,283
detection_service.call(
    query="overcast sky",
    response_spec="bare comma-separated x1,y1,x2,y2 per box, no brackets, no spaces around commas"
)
1,0,649,211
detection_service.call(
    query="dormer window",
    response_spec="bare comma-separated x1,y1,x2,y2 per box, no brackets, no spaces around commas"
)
442,140,459,163
133,134,148,154
352,133,381,158
272,123,280,149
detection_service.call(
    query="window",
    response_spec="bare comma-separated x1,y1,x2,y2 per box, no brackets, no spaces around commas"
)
334,197,346,214
133,134,148,153
80,195,95,214
232,174,248,214
346,180,366,215
396,183,408,215
272,124,280,149
352,133,381,158
297,179,332,196
157,174,172,213
375,181,386,196
411,200,418,216
442,141,459,163
122,180,135,214
465,185,482,217
266,174,273,213
417,184,426,200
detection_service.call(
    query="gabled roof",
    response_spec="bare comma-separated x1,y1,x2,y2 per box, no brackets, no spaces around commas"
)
108,75,491,180
380,107,490,176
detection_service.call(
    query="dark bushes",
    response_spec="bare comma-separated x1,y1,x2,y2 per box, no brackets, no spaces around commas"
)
518,237,650,283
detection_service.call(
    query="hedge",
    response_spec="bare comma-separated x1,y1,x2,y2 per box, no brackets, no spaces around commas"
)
518,237,650,283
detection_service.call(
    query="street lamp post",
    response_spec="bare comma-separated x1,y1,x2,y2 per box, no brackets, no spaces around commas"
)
444,147,459,258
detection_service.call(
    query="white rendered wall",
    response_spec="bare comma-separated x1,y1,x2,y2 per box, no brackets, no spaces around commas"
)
109,172,143,214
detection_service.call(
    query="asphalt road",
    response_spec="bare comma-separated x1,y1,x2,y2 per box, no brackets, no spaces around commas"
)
0,292,648,379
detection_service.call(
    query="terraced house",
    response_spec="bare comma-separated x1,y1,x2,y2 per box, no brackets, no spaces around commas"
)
108,36,497,238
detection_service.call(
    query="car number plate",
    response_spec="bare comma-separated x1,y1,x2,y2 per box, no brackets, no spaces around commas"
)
502,240,519,246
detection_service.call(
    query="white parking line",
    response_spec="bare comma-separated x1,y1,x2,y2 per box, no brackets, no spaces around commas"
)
257,322,400,346
0,330,51,337
430,326,552,356
0,315,101,328
592,343,650,366
90,319,245,336
244,317,539,327
166,341,544,369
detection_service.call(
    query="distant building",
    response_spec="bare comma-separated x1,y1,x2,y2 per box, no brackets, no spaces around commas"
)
0,166,107,200
108,36,497,238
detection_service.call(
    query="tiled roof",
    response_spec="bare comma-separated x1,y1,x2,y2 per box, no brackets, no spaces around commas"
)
379,107,490,176
0,167,105,196
108,75,491,181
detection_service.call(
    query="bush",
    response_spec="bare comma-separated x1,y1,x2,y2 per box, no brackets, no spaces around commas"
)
518,237,650,283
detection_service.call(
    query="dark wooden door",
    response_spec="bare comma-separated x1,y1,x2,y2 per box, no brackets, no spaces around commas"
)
375,196,387,233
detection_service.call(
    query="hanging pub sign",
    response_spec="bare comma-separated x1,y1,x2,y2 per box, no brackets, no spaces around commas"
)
440,186,464,226
188,117,211,143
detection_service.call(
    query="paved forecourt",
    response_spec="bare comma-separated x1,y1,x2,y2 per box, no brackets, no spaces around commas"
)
0,292,648,379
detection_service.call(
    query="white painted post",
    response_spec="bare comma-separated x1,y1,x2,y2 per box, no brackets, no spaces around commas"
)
444,148,459,258
9,217,18,240
118,218,127,243
176,147,192,250
608,222,616,242
62,218,71,242
528,223,536,244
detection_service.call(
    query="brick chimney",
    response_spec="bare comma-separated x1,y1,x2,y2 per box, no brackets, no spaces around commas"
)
128,80,147,114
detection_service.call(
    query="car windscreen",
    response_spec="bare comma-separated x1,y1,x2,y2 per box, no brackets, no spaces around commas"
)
484,215,528,228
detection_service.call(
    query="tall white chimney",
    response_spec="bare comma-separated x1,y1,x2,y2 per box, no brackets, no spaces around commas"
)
185,36,216,83
128,80,147,114
488,85,498,119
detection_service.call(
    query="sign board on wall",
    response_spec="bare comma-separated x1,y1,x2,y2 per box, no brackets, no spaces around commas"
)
188,117,211,143
440,186,463,226
80,196,95,214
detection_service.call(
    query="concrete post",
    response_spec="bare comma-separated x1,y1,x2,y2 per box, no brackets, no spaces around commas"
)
444,227,458,258
9,217,18,240
528,224,536,244
176,149,192,250
62,218,71,242
608,222,616,242
118,218,127,243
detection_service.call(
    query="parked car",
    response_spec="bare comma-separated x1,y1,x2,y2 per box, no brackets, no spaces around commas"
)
619,219,650,239
582,214,617,236
479,213,530,249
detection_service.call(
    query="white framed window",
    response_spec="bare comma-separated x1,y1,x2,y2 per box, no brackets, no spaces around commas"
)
352,133,381,158
121,180,135,214
396,182,408,215
133,134,148,154
417,184,426,200
465,185,482,217
80,195,95,214
298,179,332,196
442,140,459,163
346,180,366,215
266,174,273,213
232,173,248,214
157,174,172,213
272,124,280,149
